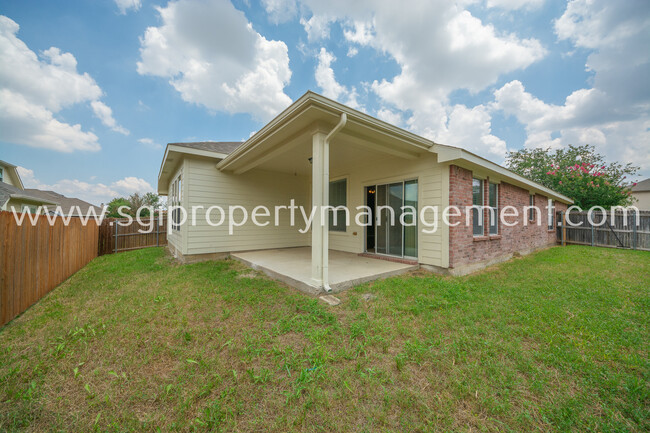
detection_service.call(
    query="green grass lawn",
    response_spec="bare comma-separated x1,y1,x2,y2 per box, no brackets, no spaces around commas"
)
0,246,648,432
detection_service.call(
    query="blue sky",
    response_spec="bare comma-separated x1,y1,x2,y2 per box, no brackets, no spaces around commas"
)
1,0,648,205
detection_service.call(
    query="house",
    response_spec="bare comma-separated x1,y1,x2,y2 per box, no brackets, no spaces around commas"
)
23,189,103,217
631,178,650,210
157,91,572,292
0,160,57,213
0,160,101,216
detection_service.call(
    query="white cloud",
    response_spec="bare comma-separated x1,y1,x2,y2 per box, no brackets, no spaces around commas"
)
493,80,650,173
300,15,332,42
437,104,508,159
91,101,129,135
137,0,292,122
262,0,297,24
488,0,650,174
0,15,125,151
347,46,358,57
137,137,163,149
486,0,545,10
0,89,100,152
286,0,545,160
18,166,153,206
114,0,142,15
315,48,361,110
343,20,374,45
112,176,153,194
376,108,403,126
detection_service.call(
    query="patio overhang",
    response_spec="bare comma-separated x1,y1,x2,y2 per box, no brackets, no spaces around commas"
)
216,91,434,175
214,92,436,292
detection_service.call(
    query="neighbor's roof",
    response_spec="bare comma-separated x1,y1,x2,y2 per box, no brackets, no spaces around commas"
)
632,178,650,192
169,141,243,154
24,189,103,214
0,182,59,208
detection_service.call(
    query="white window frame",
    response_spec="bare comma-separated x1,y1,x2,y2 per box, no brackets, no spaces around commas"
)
0,167,3,182
548,199,554,230
472,178,484,237
489,182,498,235
528,194,535,222
171,173,182,231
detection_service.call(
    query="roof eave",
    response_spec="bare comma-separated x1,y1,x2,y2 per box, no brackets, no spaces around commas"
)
432,144,574,204
157,144,229,194
9,193,59,205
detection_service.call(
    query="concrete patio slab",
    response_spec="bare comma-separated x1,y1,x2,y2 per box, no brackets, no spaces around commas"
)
231,247,418,295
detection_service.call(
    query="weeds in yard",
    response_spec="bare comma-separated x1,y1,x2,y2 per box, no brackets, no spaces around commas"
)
0,246,648,432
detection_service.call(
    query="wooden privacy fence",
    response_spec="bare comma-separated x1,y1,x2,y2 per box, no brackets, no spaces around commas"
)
558,210,650,251
98,216,167,255
0,211,99,326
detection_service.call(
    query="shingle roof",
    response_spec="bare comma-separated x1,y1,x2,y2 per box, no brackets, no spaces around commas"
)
169,141,243,155
632,178,650,192
0,182,59,208
24,189,103,215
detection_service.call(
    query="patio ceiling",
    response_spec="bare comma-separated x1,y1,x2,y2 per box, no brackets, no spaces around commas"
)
216,92,434,176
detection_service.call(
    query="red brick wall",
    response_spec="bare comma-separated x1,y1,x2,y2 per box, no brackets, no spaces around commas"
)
448,165,568,268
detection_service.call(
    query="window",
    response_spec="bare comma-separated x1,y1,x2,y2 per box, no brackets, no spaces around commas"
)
171,173,182,231
0,167,3,182
329,179,347,232
528,194,535,222
489,183,498,235
548,199,554,230
472,178,484,236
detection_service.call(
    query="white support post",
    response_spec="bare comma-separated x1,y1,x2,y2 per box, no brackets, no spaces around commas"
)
311,132,326,288
322,134,330,287
311,113,346,292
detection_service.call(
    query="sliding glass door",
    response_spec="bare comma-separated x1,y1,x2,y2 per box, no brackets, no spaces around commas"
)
368,180,418,259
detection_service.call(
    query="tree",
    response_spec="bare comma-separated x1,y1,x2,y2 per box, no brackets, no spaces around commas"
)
105,193,163,218
105,197,131,218
129,192,162,216
505,144,639,209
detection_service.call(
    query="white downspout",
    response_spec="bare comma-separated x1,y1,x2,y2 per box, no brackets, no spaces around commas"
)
322,113,347,292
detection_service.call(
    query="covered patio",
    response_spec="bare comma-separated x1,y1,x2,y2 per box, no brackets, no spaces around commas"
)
231,247,418,295
217,92,432,293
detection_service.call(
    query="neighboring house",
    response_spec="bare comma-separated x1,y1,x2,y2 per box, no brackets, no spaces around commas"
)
631,178,650,210
23,189,103,217
0,160,57,213
157,91,572,288
0,160,102,216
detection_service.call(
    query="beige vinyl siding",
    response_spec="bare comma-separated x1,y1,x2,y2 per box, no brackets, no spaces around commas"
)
185,156,310,255
632,191,650,210
167,160,187,255
4,198,43,214
0,164,15,186
329,153,447,267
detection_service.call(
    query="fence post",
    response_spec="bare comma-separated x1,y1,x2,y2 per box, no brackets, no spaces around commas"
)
114,221,118,253
591,221,595,247
156,218,159,247
632,211,637,250
561,211,566,246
